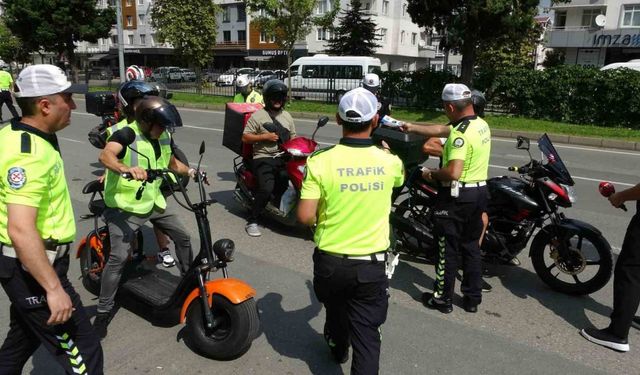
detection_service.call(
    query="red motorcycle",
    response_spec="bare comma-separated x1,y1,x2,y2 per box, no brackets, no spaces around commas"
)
233,116,329,226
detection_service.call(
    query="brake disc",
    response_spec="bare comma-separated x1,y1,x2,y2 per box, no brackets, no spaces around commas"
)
549,241,587,275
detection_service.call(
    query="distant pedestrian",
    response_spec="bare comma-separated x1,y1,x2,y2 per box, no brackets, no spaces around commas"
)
0,69,20,123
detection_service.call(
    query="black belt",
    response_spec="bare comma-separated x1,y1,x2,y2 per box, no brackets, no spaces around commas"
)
318,249,387,262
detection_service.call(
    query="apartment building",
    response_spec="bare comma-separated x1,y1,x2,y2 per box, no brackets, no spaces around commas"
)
546,0,640,66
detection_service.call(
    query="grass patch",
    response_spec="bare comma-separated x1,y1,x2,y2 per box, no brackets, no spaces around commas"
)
88,86,640,142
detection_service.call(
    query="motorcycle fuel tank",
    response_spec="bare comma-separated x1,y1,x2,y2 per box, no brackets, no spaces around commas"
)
488,177,539,212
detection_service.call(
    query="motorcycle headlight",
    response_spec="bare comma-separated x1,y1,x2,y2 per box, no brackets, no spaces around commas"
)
213,239,235,262
561,184,577,203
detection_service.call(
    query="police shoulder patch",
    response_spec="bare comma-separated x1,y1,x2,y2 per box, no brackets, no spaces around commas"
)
456,120,471,134
453,137,465,148
7,167,27,189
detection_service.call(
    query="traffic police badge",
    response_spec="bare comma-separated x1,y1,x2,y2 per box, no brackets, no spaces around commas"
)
453,137,465,148
7,167,26,189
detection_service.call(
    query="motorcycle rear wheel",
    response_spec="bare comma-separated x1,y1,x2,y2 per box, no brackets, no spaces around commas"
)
391,198,436,261
530,226,612,295
184,295,259,360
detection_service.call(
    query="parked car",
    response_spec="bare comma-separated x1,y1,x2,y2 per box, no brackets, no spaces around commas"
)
151,66,183,82
180,68,196,82
600,59,640,72
216,67,254,86
88,67,113,80
254,70,287,87
250,70,274,87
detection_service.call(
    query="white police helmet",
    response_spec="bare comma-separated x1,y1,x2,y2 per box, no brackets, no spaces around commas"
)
362,73,380,89
236,74,250,88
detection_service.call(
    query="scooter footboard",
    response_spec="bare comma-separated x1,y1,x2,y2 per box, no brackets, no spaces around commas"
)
180,278,256,323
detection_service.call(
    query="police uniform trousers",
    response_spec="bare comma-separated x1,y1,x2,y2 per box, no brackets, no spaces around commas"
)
312,249,389,375
249,157,288,222
609,202,640,339
98,202,193,313
0,90,19,122
432,186,488,304
0,254,104,375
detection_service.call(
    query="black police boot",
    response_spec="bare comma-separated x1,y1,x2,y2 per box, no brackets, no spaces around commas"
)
93,312,112,339
422,292,453,314
463,296,479,313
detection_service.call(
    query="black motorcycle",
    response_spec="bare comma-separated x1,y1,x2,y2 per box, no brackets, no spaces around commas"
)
390,134,613,295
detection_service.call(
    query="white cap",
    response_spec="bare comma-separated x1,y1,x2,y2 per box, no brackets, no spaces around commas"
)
338,87,378,123
15,64,87,98
236,74,250,87
362,73,380,88
441,83,471,102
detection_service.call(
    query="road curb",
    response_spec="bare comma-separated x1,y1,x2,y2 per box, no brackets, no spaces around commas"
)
134,99,640,152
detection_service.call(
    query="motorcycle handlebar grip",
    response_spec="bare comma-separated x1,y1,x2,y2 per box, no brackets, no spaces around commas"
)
508,166,518,172
121,172,133,180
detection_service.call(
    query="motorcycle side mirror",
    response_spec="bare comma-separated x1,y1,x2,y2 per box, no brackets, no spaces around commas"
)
199,141,205,155
317,116,329,128
516,136,530,150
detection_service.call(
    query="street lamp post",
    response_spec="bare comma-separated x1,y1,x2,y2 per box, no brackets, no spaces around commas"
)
116,0,125,82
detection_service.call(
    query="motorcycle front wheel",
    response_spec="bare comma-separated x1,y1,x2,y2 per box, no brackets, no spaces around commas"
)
184,295,260,360
530,225,613,295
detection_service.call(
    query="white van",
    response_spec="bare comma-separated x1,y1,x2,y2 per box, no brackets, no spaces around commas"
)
286,55,382,101
600,59,640,72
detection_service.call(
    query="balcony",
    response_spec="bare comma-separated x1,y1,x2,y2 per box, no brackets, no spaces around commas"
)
551,0,605,10
213,40,247,50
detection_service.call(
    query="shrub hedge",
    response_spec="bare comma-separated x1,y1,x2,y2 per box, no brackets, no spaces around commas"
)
378,66,640,128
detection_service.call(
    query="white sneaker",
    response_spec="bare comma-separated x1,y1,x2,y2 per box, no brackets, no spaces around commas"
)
245,223,262,237
157,249,176,268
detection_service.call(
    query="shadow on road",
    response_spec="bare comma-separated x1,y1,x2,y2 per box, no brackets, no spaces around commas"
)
258,280,344,375
390,255,435,303
496,264,612,329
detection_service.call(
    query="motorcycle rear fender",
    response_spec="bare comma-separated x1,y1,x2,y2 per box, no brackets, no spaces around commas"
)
529,218,607,256
180,278,256,323
76,237,88,259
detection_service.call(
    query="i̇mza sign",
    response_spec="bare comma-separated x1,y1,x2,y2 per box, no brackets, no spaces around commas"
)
592,33,640,47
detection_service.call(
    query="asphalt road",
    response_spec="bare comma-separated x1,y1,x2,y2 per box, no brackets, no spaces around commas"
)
1,101,639,374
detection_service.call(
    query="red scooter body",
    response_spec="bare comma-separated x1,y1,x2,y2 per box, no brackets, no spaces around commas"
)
281,137,318,190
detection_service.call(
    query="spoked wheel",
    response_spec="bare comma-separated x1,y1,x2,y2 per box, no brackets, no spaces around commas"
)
185,295,259,360
391,197,436,261
79,228,110,296
531,226,613,295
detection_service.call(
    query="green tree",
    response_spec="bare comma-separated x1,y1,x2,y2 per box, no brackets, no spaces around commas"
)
0,19,30,69
542,49,565,69
151,0,218,87
406,0,541,84
2,0,114,79
325,0,380,56
245,0,338,91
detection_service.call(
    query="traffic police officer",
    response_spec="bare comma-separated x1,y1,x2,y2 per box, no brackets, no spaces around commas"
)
581,186,640,352
0,68,20,123
233,74,264,105
361,73,391,119
402,83,491,313
298,87,404,374
0,64,103,374
93,96,195,338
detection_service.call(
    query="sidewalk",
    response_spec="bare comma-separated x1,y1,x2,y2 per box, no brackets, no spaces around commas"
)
171,100,640,152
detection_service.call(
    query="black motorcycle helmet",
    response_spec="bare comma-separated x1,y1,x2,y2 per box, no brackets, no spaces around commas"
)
118,80,160,116
262,79,288,110
135,96,183,133
471,89,486,117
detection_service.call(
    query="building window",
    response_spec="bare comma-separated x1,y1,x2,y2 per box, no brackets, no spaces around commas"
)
411,32,417,45
222,6,230,22
380,28,387,43
126,15,133,27
402,3,407,16
139,14,145,25
238,30,246,42
260,32,267,43
400,31,405,44
622,5,640,27
127,34,134,44
237,4,246,21
138,0,143,4
223,30,231,42
271,34,276,43
126,0,133,6
581,9,603,27
316,27,331,41
316,0,327,15
382,0,389,15
555,11,566,29
139,34,146,45
111,35,118,45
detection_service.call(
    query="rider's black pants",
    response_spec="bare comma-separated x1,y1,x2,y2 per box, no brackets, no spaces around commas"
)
313,249,389,375
0,91,19,121
609,209,640,339
432,186,487,304
0,254,104,375
249,157,288,223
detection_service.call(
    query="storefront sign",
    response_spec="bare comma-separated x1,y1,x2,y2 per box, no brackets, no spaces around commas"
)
592,33,640,47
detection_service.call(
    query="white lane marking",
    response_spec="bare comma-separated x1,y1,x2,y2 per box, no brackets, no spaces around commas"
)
60,137,84,144
492,137,640,156
184,125,223,132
